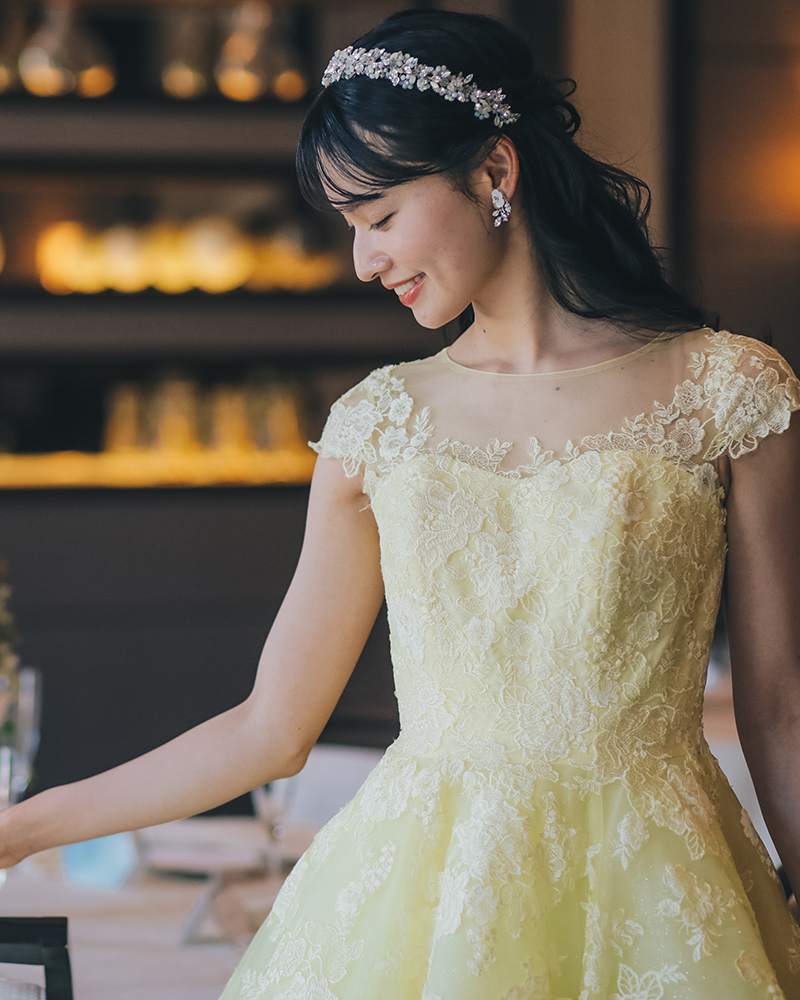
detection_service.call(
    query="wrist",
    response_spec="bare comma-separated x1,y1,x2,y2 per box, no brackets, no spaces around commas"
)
2,786,64,863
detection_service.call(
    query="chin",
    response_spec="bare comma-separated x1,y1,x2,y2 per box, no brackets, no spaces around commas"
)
411,300,468,331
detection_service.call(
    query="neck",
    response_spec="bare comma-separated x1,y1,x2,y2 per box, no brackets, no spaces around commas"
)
458,223,631,375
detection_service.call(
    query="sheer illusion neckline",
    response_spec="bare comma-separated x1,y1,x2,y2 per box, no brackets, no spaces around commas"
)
439,333,671,379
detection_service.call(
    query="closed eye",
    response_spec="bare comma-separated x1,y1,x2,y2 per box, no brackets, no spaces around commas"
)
345,213,393,236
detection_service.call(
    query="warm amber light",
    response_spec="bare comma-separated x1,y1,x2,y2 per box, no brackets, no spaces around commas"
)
185,217,255,292
144,223,193,294
36,218,341,295
272,69,307,103
77,64,116,98
162,62,207,100
18,47,74,97
742,140,800,225
104,384,143,452
210,386,255,452
37,222,85,293
0,231,5,276
216,67,267,102
0,65,14,93
247,236,340,292
0,450,316,488
101,226,148,293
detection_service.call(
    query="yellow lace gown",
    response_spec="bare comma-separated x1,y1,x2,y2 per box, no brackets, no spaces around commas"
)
222,328,800,999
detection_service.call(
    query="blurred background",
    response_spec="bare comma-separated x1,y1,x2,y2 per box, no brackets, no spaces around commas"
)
0,0,797,815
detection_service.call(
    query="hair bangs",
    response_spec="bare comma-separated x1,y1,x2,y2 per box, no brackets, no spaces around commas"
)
297,101,424,212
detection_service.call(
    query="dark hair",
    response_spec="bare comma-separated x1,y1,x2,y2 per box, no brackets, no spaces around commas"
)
297,9,707,338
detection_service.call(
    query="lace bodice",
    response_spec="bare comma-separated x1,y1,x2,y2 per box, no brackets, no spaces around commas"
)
223,329,800,999
310,328,800,825
313,328,800,482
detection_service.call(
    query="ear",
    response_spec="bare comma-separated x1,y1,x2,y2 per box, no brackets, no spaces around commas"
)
479,137,520,200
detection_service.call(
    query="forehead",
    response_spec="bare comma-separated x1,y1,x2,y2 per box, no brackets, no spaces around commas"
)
316,153,387,212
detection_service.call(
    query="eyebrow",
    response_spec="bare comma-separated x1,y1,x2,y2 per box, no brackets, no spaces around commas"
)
341,197,384,214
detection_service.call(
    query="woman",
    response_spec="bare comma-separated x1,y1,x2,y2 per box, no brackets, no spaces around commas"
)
3,10,800,998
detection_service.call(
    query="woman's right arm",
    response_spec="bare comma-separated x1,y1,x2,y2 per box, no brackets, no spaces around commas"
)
0,454,384,867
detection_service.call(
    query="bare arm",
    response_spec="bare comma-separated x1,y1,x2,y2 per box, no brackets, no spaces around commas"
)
725,414,800,894
0,456,384,865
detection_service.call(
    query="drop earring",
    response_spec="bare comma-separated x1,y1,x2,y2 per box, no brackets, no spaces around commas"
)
491,188,511,227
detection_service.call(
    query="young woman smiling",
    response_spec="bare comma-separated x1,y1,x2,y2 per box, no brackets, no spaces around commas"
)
3,10,800,999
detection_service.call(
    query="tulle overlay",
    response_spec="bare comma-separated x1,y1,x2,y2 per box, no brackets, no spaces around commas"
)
222,330,800,999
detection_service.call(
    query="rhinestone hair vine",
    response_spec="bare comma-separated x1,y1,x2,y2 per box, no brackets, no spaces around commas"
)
321,46,520,128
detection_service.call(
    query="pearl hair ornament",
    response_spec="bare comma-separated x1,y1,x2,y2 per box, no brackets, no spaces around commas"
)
491,188,511,226
321,46,520,128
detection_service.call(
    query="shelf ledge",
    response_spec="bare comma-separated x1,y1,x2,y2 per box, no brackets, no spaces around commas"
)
0,448,316,489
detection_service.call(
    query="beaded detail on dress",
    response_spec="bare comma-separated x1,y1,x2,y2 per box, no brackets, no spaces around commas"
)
223,329,800,1000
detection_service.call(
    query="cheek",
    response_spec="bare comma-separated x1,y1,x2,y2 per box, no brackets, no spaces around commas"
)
424,203,487,267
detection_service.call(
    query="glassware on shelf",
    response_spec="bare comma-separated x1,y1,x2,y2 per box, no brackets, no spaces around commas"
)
36,221,106,294
244,379,307,452
32,205,343,296
104,384,145,452
100,225,149,294
159,4,212,100
214,1,272,102
149,376,202,453
18,0,116,98
268,6,307,103
209,386,255,452
143,221,193,295
0,2,29,94
184,216,254,293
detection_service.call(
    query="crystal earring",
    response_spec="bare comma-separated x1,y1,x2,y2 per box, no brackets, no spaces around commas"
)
491,188,511,227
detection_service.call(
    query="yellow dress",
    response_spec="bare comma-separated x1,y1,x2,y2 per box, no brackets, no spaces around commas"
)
221,328,800,999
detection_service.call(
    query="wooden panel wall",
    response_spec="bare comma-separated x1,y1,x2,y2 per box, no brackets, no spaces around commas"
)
692,0,800,363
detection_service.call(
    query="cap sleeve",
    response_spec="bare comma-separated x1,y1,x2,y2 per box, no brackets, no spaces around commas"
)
698,332,800,461
309,363,414,479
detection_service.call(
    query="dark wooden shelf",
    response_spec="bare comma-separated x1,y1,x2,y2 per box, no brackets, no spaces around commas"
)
0,100,306,165
0,290,434,359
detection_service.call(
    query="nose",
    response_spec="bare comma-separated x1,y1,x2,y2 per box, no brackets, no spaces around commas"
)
352,231,391,283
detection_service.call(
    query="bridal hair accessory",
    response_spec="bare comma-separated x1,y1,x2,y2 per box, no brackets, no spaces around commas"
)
321,46,520,128
491,188,511,226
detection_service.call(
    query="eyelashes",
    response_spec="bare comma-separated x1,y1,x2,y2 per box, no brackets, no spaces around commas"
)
346,213,393,235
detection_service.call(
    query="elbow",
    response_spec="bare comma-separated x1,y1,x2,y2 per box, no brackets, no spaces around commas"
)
279,731,317,777
239,697,313,782
279,746,311,778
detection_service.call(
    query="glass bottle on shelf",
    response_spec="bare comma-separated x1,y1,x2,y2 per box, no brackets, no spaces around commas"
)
104,384,145,453
149,376,202,454
269,6,307,103
18,0,116,98
209,385,255,453
0,1,29,94
158,4,212,100
214,1,272,102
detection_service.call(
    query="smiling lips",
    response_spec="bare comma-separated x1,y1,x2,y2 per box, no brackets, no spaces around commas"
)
392,273,425,306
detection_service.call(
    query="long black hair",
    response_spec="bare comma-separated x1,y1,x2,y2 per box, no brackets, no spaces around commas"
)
296,9,707,338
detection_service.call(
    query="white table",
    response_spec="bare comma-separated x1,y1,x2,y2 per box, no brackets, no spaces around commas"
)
0,815,319,1000
0,868,239,1000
